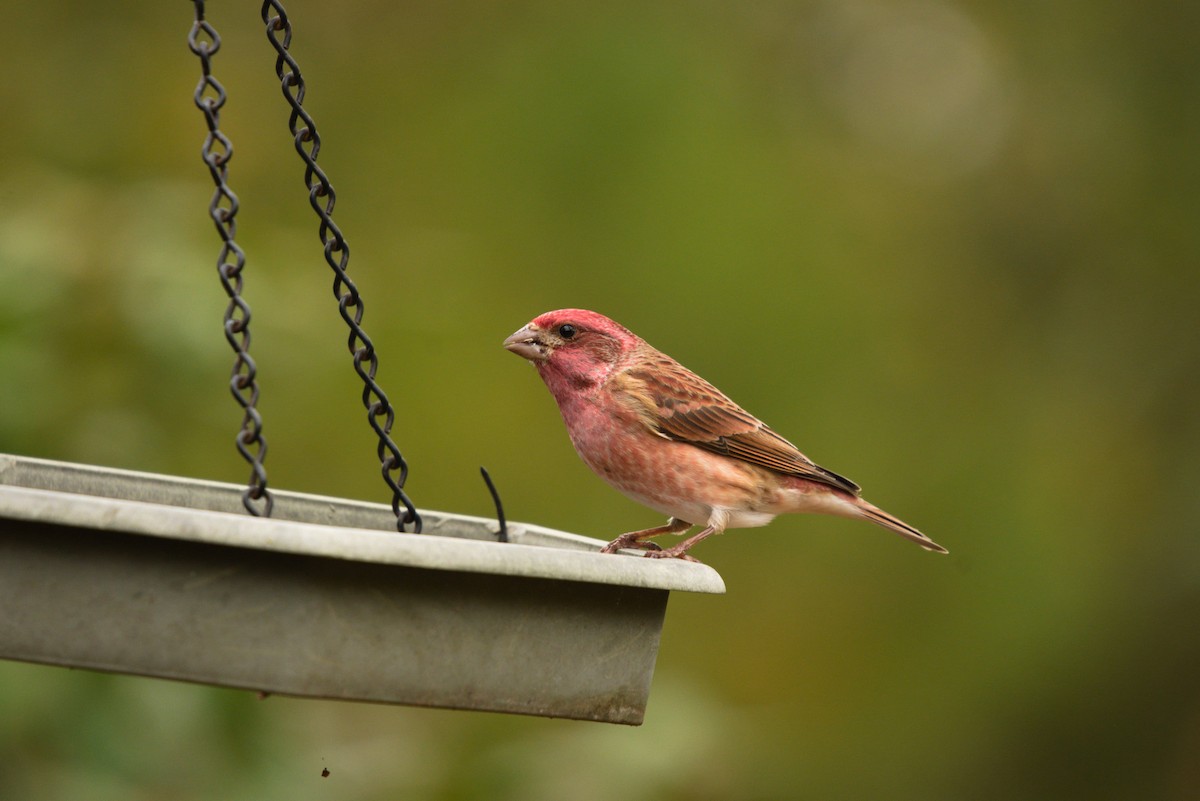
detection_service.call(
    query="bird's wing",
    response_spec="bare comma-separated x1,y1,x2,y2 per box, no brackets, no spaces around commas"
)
619,351,862,495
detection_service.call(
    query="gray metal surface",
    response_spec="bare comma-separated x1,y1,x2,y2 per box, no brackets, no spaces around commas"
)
0,454,724,724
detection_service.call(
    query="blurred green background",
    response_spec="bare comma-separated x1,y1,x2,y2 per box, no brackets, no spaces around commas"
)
2,1,1198,798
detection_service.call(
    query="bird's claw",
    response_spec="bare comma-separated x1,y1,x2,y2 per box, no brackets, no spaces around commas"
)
601,536,662,554
643,549,701,563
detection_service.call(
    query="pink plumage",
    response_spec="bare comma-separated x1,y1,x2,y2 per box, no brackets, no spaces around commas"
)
504,309,946,561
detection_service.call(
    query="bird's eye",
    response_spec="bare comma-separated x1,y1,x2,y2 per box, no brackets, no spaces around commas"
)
557,324,577,339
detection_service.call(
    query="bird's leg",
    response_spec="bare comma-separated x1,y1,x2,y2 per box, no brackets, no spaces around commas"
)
644,523,723,562
601,517,692,554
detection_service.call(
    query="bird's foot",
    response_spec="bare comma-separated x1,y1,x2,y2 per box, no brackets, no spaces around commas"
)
601,519,693,555
601,534,662,554
643,546,701,563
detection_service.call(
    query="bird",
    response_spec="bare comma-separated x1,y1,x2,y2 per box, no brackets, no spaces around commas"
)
503,309,947,561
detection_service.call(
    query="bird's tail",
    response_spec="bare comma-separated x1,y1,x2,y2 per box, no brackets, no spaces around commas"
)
852,498,948,554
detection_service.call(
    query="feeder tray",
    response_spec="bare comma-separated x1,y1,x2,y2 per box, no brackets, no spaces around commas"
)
0,454,724,725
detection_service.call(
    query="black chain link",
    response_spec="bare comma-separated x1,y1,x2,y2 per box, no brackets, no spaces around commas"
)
261,0,420,532
188,1,273,517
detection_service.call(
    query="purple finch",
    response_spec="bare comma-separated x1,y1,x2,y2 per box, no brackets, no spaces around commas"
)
504,309,947,561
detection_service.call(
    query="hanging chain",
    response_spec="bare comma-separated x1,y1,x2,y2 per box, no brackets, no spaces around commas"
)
188,1,273,517
261,0,420,532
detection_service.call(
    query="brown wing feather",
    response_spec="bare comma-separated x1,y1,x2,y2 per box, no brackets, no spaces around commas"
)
621,350,861,495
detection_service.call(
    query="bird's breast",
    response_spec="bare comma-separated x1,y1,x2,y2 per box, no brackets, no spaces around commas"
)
556,391,785,529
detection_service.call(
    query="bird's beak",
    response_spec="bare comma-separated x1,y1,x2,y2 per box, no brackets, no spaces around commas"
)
503,324,548,362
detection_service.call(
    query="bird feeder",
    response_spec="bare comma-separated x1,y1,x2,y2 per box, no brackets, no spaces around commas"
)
0,454,723,724
0,2,725,726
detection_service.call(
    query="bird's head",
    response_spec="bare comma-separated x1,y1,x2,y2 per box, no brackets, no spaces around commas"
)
504,309,639,392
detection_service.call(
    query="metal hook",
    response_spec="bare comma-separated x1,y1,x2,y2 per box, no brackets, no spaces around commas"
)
479,466,507,543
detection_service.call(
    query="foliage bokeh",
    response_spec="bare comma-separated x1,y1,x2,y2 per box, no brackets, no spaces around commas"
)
1,1,1197,799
